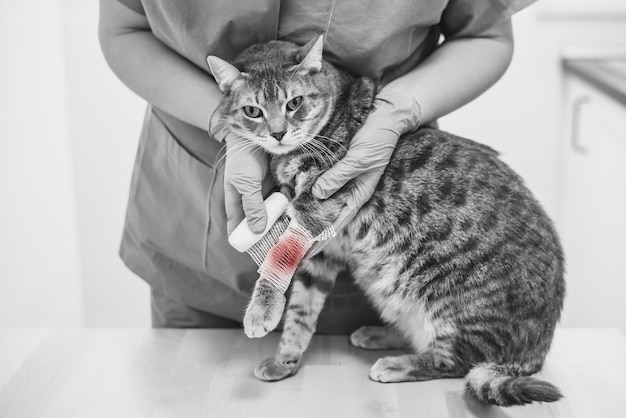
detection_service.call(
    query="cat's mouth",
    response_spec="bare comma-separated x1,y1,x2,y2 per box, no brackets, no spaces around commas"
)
266,142,298,155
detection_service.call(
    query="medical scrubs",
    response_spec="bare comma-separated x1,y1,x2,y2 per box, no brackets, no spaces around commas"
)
115,0,536,331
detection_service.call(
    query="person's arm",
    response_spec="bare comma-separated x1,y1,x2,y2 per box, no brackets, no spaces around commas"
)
98,0,221,131
99,0,269,233
381,18,514,125
313,19,514,201
308,19,514,255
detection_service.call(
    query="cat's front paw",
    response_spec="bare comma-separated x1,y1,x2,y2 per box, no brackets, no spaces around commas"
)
254,352,301,381
369,356,411,383
243,291,286,338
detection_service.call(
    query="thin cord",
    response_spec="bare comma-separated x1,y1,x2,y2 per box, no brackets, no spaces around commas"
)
322,0,337,47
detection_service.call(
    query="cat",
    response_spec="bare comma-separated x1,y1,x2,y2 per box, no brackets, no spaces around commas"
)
208,37,565,407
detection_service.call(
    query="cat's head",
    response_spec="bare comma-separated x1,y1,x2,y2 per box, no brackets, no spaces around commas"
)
207,37,338,156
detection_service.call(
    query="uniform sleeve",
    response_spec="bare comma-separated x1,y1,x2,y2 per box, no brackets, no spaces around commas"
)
441,0,536,38
116,0,145,16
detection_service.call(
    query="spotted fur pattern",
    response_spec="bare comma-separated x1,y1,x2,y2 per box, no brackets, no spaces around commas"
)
214,39,566,406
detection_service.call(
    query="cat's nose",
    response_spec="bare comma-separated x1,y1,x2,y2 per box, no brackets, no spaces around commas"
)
271,131,287,142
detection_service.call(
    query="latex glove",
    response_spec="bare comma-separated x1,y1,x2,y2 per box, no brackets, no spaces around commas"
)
308,92,421,256
210,109,268,235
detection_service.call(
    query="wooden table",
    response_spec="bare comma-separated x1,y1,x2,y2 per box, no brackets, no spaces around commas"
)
0,328,624,417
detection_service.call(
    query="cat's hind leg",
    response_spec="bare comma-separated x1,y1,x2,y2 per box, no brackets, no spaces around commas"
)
350,326,409,350
369,351,465,383
254,255,344,381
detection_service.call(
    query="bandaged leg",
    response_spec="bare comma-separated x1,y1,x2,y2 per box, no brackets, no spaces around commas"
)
228,192,336,294
229,192,336,338
247,214,291,266
242,218,335,338
257,218,335,293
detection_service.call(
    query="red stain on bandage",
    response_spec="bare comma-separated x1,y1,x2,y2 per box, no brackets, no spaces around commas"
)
258,221,318,293
266,230,310,275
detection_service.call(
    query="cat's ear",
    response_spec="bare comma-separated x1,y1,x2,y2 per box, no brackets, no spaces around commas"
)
296,36,324,73
207,56,242,92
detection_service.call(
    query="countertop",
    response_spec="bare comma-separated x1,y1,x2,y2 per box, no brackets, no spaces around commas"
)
563,58,626,106
1,328,625,417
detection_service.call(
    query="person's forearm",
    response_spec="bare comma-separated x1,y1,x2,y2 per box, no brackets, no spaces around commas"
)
98,0,221,131
381,19,515,126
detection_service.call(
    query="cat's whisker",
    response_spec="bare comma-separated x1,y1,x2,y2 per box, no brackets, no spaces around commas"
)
220,141,253,161
304,143,331,169
217,140,264,168
308,138,338,159
318,88,347,105
250,144,266,160
306,133,349,154
214,146,228,168
285,68,297,87
305,140,338,170
301,142,333,170
331,88,347,100
314,146,340,169
209,117,234,128
308,133,339,142
307,138,341,163
230,143,264,162
285,78,299,92
301,130,342,143
215,139,255,165
297,139,328,168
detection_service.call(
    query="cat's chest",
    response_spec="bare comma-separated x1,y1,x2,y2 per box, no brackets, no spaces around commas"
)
273,157,300,185
272,155,320,197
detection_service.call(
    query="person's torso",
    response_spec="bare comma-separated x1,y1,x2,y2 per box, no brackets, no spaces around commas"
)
141,0,447,83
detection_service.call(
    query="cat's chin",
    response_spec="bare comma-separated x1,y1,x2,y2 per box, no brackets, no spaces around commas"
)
265,143,298,156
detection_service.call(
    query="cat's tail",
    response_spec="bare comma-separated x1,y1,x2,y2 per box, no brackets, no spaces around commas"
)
464,362,562,406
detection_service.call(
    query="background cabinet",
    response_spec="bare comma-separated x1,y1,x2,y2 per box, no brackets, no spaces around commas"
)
558,71,626,332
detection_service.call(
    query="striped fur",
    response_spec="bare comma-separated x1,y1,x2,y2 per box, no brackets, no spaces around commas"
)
465,363,562,406
215,40,566,407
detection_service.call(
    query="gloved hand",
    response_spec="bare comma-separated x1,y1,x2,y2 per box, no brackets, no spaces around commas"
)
308,91,421,256
210,109,268,235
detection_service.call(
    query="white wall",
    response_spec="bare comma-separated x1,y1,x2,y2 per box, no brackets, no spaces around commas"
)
60,1,150,327
0,1,83,326
0,0,149,328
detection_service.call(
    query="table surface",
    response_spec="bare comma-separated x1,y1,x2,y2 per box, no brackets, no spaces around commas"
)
0,328,625,418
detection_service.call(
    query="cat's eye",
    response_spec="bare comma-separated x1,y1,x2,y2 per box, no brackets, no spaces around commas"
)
286,96,303,112
243,106,262,118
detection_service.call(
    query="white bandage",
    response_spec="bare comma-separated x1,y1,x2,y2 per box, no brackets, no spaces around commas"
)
228,192,289,252
257,217,335,293
227,193,336,294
